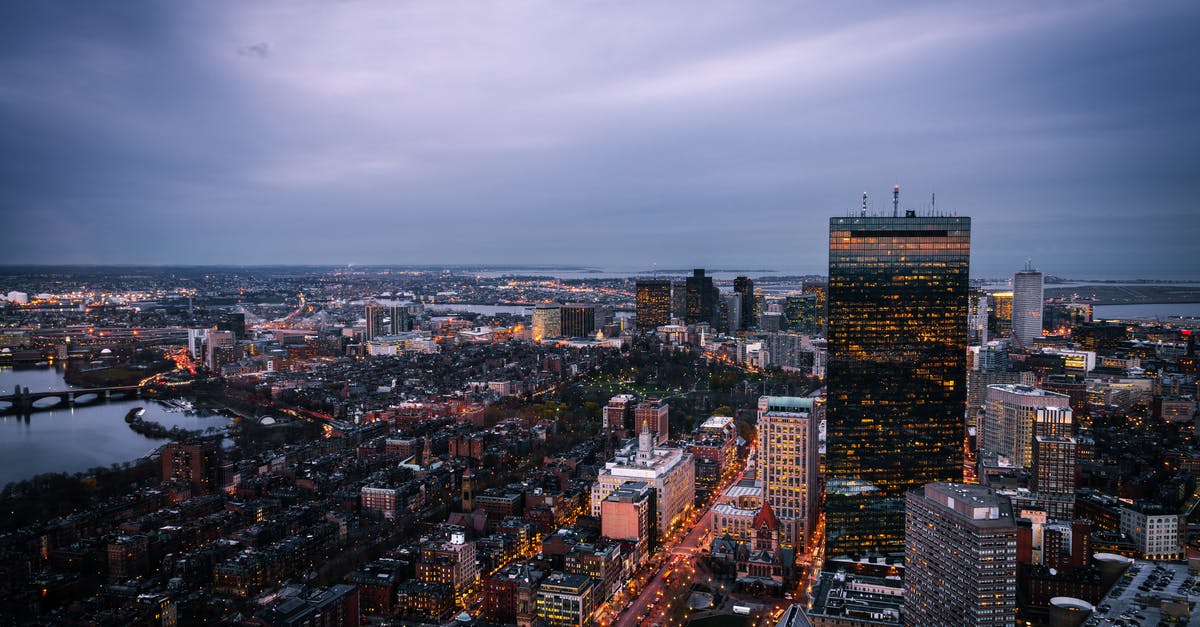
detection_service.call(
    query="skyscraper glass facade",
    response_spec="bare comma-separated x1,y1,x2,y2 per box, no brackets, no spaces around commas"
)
825,215,971,557
636,279,672,329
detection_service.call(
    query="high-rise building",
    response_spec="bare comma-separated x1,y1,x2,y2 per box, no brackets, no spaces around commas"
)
1012,265,1044,349
685,269,717,325
161,442,216,494
670,280,687,321
636,280,672,329
733,276,757,330
783,294,819,335
982,384,1072,469
825,213,971,557
560,303,596,338
968,292,989,345
802,282,828,335
719,291,742,334
757,396,821,549
1030,434,1077,520
531,304,562,341
365,302,410,340
904,483,1018,627
634,398,669,445
989,291,1014,340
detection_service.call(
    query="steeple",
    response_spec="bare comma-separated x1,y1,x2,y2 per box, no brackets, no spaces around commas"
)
637,416,654,463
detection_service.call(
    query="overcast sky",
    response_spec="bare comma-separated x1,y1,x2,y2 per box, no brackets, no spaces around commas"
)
1,1,1197,278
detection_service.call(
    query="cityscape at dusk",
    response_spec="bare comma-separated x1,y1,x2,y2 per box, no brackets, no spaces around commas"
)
2,2,1200,627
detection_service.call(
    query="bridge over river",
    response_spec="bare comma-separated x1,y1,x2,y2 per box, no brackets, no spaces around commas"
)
0,385,144,415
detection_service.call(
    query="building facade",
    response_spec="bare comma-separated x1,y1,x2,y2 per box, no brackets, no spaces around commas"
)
1012,267,1044,349
531,304,562,341
636,279,672,329
904,483,1018,627
825,214,971,557
591,431,694,534
733,276,757,330
757,396,820,549
982,384,1072,469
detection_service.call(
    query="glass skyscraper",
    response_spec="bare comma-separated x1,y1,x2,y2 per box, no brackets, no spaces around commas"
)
825,214,971,558
636,279,672,329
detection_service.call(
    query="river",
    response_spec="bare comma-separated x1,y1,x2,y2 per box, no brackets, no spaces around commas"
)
0,367,231,489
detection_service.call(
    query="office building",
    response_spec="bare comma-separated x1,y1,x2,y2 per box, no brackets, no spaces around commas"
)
591,432,694,534
757,396,821,549
531,304,562,341
1119,504,1183,561
670,280,687,321
802,281,827,335
734,276,757,330
989,291,1013,340
969,292,989,345
825,213,971,557
535,572,595,627
982,384,1072,469
560,303,596,338
636,279,672,329
1012,265,1044,349
783,294,819,335
904,483,1018,627
685,268,717,325
719,291,742,334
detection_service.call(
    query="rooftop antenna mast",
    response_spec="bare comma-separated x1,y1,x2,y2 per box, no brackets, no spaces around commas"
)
893,184,900,217
861,191,868,217
931,192,936,214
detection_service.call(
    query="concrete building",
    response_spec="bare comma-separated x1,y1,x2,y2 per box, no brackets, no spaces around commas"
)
983,384,1073,469
591,431,694,535
904,483,1019,627
1119,505,1184,561
805,571,903,627
600,480,656,564
1012,266,1044,350
758,396,820,549
535,571,596,627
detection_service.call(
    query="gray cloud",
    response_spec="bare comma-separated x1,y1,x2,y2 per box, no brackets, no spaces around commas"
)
0,1,1197,278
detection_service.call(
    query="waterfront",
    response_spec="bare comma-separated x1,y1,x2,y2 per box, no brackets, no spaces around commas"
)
0,367,230,489
1092,303,1200,321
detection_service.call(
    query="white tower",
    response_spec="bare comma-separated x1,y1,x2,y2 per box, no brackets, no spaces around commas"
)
1012,262,1044,349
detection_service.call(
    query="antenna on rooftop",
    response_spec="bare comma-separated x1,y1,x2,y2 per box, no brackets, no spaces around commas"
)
861,191,868,217
931,192,936,214
893,184,900,217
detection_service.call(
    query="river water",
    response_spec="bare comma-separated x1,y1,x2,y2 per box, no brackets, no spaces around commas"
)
0,367,230,489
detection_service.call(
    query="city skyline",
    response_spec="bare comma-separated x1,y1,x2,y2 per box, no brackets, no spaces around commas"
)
1,2,1198,277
